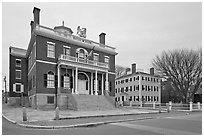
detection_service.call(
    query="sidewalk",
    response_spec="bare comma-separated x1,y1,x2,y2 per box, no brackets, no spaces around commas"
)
2,104,164,128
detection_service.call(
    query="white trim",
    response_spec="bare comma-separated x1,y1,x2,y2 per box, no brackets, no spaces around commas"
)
36,60,57,65
13,83,23,93
108,71,115,75
15,59,21,67
63,45,70,49
47,41,55,45
93,53,99,55
104,56,110,58
28,61,36,76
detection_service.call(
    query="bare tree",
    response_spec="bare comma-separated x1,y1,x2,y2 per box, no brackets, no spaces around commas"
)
152,49,202,103
115,65,127,78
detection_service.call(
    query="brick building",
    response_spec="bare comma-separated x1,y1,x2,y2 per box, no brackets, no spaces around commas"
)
115,64,161,105
9,7,117,110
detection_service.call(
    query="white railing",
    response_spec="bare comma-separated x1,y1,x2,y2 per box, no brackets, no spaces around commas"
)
36,25,116,51
59,54,108,69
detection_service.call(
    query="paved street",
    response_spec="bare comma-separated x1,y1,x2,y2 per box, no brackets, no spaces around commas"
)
2,111,202,135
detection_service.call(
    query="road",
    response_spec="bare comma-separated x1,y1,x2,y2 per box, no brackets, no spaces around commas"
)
2,112,202,135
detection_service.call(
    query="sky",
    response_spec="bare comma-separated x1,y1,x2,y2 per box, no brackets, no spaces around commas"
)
2,2,202,89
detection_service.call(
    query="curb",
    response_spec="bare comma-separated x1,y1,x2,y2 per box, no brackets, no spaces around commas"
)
17,117,155,129
3,110,166,129
59,111,162,120
2,114,17,124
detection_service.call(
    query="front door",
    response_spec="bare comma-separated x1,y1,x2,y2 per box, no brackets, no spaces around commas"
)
78,80,88,94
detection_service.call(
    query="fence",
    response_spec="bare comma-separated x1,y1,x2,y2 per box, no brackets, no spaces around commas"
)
119,101,202,112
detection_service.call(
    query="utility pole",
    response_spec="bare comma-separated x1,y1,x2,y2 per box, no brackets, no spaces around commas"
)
4,76,8,104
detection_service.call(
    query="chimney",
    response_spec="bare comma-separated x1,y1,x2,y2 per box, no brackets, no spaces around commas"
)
33,7,40,27
132,63,136,74
30,21,34,35
99,32,106,45
150,68,154,75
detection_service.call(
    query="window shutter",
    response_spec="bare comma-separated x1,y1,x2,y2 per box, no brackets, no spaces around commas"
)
13,84,16,92
55,75,58,87
61,75,64,87
70,76,73,89
44,74,47,87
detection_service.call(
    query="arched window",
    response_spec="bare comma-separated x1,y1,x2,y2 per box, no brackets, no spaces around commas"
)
64,73,70,89
76,48,88,60
47,71,55,88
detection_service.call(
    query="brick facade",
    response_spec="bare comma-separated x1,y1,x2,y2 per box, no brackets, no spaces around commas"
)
9,7,117,109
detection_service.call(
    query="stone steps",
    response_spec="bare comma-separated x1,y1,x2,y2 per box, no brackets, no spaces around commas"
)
72,94,115,111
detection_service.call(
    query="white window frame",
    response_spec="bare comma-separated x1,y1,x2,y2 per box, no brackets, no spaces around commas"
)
47,42,55,58
47,71,55,88
93,53,99,62
16,59,21,67
63,46,70,56
104,56,110,68
13,83,23,93
64,74,70,89
16,70,21,79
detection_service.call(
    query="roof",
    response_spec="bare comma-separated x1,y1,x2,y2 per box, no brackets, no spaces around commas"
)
33,25,118,55
116,71,161,80
54,25,73,34
10,46,27,58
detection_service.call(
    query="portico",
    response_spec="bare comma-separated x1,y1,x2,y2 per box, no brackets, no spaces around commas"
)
57,54,109,96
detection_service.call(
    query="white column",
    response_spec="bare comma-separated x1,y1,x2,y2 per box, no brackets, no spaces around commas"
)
101,73,104,95
75,67,78,94
95,70,98,95
91,72,93,95
57,65,61,93
57,65,61,107
105,72,109,91
72,69,75,93
139,75,142,108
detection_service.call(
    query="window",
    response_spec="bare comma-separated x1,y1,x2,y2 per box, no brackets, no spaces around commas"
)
64,73,70,89
130,86,132,91
16,84,21,92
13,83,23,93
130,78,132,82
136,76,139,80
93,53,99,62
136,85,139,91
16,59,21,67
126,87,128,92
63,46,70,56
47,96,54,104
104,56,110,67
125,79,128,83
115,89,117,93
129,96,132,101
47,71,55,88
47,42,55,58
16,70,21,79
